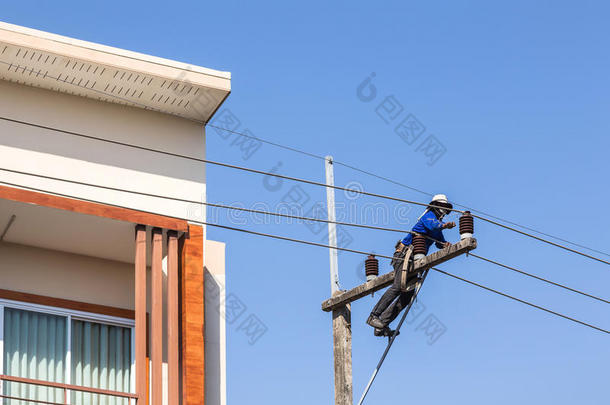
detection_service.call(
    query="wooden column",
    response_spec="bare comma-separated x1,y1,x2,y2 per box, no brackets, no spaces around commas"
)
332,301,352,405
134,225,147,403
180,225,205,405
151,228,163,405
167,230,179,404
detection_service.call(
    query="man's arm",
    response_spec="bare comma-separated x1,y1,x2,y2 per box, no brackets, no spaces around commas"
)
436,221,456,248
421,216,449,248
422,216,445,232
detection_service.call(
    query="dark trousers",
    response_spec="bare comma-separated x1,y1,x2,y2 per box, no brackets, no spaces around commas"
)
370,248,416,326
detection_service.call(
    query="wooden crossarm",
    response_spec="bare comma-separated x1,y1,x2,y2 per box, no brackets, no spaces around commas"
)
321,237,477,312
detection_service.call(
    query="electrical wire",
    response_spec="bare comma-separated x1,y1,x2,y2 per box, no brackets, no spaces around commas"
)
208,124,610,259
432,267,610,334
207,124,328,161
4,167,607,306
332,158,610,258
1,59,607,260
2,116,610,266
1,56,587,258
0,166,432,239
0,116,455,212
1,179,608,335
470,213,610,266
469,253,610,305
357,270,430,405
9,156,605,304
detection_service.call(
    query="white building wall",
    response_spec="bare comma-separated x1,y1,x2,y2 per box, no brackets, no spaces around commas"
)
204,240,227,405
0,79,206,224
0,78,227,404
0,241,133,308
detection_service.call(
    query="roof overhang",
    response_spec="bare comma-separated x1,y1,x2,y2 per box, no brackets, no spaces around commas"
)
0,21,231,123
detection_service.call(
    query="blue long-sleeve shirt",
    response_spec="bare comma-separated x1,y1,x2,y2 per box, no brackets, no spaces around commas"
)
401,210,446,253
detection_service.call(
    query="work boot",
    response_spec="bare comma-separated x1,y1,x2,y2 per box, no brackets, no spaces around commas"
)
366,314,385,329
374,327,400,337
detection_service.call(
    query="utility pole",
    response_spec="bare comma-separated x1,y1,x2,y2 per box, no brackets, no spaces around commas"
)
322,235,478,404
325,156,340,294
325,156,353,405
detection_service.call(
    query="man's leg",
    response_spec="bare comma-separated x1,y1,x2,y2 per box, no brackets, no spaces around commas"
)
378,290,415,326
369,283,401,320
368,248,406,328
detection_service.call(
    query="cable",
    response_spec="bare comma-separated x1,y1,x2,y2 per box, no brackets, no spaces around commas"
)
0,116,458,212
2,59,607,259
2,116,610,266
6,56,599,260
175,227,610,335
469,253,610,304
5,168,608,306
332,159,610,258
208,125,610,259
431,267,609,334
207,124,327,161
357,270,430,405
1,179,608,334
471,213,610,266
0,167,436,240
13,151,603,303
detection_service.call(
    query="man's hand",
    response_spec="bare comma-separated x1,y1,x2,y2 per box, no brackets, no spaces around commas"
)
443,241,452,248
443,221,456,229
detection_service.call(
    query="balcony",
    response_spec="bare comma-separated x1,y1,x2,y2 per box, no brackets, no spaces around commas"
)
0,185,203,404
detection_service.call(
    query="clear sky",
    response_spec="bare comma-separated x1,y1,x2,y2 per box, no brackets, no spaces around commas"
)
3,1,609,404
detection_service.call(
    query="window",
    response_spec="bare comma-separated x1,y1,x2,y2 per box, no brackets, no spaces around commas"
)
0,300,135,405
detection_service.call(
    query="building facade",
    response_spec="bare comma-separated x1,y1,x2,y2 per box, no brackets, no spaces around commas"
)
0,21,230,404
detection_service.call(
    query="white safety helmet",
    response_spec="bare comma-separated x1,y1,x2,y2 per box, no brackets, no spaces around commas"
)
429,194,453,218
431,194,450,206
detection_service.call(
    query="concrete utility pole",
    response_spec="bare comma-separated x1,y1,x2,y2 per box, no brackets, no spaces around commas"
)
325,156,353,405
322,237,478,405
325,156,340,294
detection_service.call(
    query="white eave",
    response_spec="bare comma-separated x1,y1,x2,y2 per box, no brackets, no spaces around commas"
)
0,21,231,123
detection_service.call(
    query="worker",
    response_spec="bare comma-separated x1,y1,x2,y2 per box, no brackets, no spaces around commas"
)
366,194,456,337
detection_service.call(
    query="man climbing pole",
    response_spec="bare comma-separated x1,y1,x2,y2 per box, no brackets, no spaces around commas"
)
366,194,456,337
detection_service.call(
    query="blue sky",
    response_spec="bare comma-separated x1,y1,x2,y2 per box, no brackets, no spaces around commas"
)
3,1,609,403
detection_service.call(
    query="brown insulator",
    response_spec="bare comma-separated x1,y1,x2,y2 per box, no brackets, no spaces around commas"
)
365,255,379,277
459,211,474,235
412,234,427,256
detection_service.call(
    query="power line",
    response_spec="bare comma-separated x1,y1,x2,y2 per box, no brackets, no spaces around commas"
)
432,267,610,334
2,115,610,267
5,168,608,306
9,160,605,304
3,56,588,258
2,179,607,335
0,166,430,239
470,213,610,266
207,124,328,161
208,124,610,259
12,56,597,261
332,159,610,258
1,60,606,260
469,253,610,304
0,116,452,212
357,270,430,405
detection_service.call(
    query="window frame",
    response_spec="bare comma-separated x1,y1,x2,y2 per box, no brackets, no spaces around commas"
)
0,297,136,397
